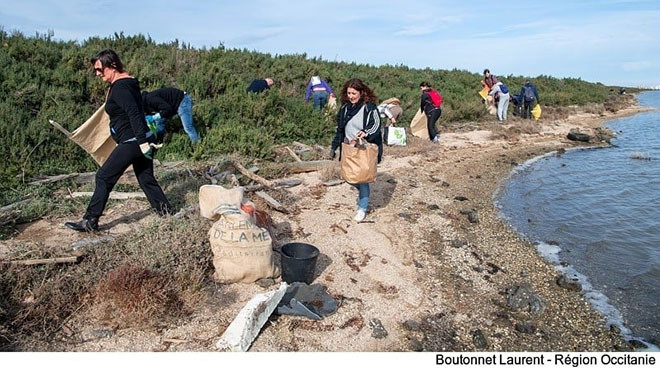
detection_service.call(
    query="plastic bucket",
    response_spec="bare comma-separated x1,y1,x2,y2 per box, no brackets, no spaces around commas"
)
280,243,320,284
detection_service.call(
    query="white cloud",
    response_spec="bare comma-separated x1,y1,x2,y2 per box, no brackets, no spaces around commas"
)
622,60,655,71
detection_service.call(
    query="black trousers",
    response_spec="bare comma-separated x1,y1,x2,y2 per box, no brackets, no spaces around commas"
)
522,99,536,119
84,142,172,219
426,108,442,140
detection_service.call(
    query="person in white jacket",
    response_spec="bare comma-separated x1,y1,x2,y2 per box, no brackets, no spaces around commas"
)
489,82,510,122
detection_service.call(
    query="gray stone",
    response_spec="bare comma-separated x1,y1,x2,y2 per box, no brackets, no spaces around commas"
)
472,329,488,349
369,318,388,339
628,339,646,349
555,274,582,292
467,211,479,224
505,285,547,316
410,338,424,351
454,196,469,201
90,328,115,339
427,204,440,210
515,322,537,334
451,240,465,248
402,320,421,332
567,131,592,142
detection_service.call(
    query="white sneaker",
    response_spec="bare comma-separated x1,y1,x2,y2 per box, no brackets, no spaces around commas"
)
432,136,439,144
354,209,366,222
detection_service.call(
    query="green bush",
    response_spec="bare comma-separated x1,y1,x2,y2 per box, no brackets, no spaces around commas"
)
0,30,619,204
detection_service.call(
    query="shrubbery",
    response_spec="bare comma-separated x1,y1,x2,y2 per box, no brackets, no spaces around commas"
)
0,30,620,203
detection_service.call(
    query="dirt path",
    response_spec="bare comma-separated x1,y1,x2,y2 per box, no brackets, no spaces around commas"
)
3,105,651,351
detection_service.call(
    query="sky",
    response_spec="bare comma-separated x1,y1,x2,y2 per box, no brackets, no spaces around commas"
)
1,0,659,87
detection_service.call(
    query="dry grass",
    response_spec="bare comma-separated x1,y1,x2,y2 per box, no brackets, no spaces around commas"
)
92,265,184,328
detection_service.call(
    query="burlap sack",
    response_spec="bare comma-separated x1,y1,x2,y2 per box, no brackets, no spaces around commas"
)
209,205,280,283
199,185,245,221
381,97,401,106
410,109,429,139
70,104,116,166
340,141,378,184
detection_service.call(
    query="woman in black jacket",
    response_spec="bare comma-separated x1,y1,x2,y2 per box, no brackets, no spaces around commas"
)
65,49,171,231
330,79,382,222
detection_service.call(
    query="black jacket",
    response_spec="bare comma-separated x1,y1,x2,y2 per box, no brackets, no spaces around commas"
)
331,102,383,163
142,88,185,119
105,78,150,144
246,79,270,93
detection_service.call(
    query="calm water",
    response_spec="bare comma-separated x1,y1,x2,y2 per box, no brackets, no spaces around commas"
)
496,91,660,346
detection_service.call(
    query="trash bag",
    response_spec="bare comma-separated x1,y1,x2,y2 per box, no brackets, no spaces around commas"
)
410,109,428,139
340,140,378,184
532,104,542,120
386,127,407,146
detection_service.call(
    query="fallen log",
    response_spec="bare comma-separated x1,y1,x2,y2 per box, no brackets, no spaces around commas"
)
28,173,80,186
10,256,80,266
292,141,314,151
255,191,289,214
241,178,302,192
0,199,32,213
70,191,146,200
323,179,345,187
285,146,302,162
284,160,334,173
232,161,274,188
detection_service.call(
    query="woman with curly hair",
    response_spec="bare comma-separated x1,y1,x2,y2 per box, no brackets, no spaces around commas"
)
330,78,383,222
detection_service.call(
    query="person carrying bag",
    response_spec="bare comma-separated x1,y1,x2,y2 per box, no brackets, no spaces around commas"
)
330,79,383,222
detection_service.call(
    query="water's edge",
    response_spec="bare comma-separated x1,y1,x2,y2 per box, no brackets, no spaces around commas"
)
492,109,659,350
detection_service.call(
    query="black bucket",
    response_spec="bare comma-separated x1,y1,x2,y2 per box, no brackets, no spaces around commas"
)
280,243,320,284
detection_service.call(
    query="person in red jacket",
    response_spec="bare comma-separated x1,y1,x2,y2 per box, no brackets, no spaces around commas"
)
419,81,443,143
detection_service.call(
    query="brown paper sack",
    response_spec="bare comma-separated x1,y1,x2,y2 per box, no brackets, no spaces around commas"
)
410,109,429,139
199,185,245,221
70,104,116,166
340,141,378,184
209,205,280,283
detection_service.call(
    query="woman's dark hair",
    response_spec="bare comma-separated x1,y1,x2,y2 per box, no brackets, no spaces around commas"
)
483,68,490,75
91,49,125,72
340,78,377,104
419,81,432,88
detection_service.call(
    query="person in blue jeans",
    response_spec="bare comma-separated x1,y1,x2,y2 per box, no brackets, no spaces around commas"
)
330,79,382,222
142,88,199,143
305,75,334,110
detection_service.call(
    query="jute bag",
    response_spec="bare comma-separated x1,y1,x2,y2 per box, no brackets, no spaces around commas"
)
209,204,280,283
340,140,378,184
410,109,429,139
199,185,245,221
70,104,116,165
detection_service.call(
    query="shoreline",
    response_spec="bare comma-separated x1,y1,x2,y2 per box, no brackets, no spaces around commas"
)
412,102,653,351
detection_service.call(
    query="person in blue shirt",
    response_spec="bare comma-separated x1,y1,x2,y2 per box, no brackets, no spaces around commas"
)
246,77,274,93
305,75,334,110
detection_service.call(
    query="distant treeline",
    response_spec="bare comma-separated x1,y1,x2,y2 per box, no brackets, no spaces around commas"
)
0,30,620,199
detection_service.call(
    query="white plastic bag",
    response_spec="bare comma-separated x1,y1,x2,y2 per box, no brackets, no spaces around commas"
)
386,127,407,146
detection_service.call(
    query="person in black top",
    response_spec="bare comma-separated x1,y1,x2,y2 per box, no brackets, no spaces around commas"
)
246,77,274,93
419,81,443,143
142,88,199,143
65,49,172,232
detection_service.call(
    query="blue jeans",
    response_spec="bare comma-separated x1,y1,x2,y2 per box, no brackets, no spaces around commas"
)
177,94,199,143
351,183,370,211
312,91,329,110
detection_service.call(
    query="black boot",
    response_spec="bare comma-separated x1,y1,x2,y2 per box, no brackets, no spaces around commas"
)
64,217,99,232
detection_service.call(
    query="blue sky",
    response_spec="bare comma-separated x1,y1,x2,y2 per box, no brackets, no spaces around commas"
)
1,0,658,87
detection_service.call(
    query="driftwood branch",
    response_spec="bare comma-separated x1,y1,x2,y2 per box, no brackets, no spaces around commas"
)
232,161,274,188
173,206,199,219
241,178,302,192
292,141,314,151
255,191,289,214
28,173,80,186
70,191,146,200
323,179,345,187
9,256,80,266
48,119,72,138
0,199,32,213
284,146,302,162
284,160,334,173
